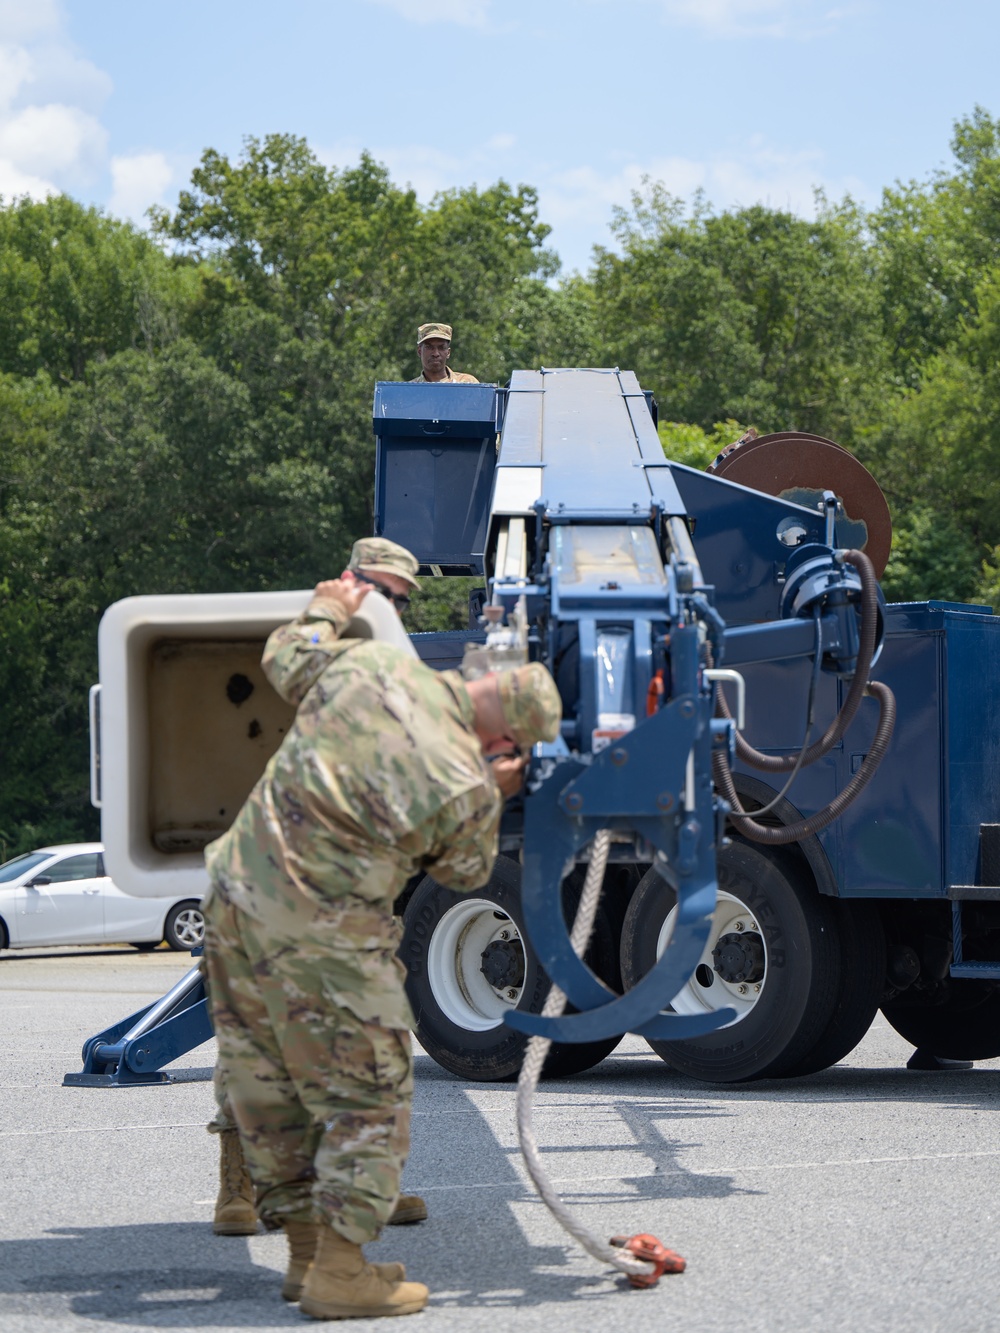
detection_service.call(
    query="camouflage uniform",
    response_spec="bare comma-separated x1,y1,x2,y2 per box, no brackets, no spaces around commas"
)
202,587,502,1243
409,367,479,384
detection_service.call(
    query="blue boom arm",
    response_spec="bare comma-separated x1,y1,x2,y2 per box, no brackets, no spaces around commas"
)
374,368,883,1045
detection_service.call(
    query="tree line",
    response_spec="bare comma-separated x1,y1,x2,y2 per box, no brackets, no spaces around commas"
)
3,110,999,856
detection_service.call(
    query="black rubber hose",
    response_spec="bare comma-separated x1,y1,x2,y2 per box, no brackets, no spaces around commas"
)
713,680,896,845
718,548,880,774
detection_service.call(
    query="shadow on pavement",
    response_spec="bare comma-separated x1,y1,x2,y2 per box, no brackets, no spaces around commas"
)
523,1046,1000,1110
0,1224,295,1327
0,1218,671,1321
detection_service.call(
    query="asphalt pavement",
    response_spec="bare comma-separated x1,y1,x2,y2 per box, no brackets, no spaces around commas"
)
2,944,998,1332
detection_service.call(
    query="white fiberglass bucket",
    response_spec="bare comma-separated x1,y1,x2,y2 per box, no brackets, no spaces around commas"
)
95,589,413,898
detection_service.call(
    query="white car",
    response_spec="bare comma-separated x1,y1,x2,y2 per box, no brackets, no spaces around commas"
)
0,843,204,952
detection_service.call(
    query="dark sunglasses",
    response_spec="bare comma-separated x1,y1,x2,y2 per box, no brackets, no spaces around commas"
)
355,572,411,612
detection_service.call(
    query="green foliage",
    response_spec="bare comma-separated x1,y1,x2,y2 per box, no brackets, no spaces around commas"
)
405,578,479,634
594,184,886,440
658,419,749,469
879,504,982,605
0,195,192,383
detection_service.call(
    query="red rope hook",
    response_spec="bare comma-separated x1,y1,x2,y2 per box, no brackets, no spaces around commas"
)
609,1233,687,1288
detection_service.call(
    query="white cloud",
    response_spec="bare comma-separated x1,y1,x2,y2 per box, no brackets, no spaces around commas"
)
631,0,857,39
0,44,32,110
20,42,112,110
0,158,55,200
109,150,174,223
0,102,106,180
0,0,62,43
365,0,491,26
0,7,148,208
658,0,791,36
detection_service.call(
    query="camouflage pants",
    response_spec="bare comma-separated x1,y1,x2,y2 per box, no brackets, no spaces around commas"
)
203,891,413,1244
207,1065,237,1133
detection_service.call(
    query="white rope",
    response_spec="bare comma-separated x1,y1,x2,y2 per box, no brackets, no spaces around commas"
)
515,829,655,1281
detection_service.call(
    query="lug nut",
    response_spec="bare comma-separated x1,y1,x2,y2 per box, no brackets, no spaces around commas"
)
737,984,748,995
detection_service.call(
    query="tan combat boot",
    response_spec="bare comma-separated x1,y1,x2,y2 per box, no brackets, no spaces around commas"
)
298,1225,428,1320
213,1128,258,1236
388,1194,428,1225
281,1221,405,1303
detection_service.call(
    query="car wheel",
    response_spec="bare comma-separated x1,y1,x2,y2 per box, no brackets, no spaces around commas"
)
619,840,842,1082
401,856,622,1081
163,901,205,951
0,916,8,949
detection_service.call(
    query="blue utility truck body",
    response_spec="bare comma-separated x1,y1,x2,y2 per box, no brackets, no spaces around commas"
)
68,367,1000,1087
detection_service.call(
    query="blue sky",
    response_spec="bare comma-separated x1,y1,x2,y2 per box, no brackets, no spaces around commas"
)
2,0,998,274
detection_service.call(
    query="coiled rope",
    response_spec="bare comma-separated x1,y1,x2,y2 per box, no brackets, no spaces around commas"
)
515,829,656,1282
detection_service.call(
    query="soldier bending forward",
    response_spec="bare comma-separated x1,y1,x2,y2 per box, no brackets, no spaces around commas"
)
202,574,561,1320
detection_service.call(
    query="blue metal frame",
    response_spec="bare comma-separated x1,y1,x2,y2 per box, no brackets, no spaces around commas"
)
372,381,499,572
71,369,1000,1085
63,964,210,1087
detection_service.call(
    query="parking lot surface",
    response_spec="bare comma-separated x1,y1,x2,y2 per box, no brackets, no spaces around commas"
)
2,945,999,1332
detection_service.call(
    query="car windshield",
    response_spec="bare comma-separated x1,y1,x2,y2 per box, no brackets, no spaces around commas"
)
0,851,51,883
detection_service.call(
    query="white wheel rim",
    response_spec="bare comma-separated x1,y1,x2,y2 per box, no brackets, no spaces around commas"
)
657,890,765,1024
426,898,524,1032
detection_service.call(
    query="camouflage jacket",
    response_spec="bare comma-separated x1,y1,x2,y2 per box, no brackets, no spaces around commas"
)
205,592,501,961
409,367,479,383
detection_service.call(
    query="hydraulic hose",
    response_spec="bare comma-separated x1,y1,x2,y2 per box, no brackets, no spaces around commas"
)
714,679,896,844
718,548,880,773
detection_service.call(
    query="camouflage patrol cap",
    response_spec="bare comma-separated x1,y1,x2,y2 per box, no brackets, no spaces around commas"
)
417,322,452,345
348,537,420,590
496,663,562,749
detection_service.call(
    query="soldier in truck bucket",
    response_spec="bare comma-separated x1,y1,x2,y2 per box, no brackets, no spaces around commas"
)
201,540,562,1319
409,321,479,384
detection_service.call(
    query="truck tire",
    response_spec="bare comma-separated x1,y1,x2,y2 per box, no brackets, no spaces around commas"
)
882,980,1000,1061
778,897,885,1077
400,857,622,1081
619,841,841,1082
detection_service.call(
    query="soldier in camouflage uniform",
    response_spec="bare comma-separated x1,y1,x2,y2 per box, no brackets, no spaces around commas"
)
202,558,561,1319
210,538,425,1237
410,321,479,383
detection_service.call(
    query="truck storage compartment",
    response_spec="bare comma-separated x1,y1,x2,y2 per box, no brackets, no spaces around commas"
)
97,590,419,898
147,638,296,854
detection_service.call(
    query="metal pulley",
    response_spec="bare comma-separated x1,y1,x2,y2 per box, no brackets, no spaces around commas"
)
709,431,892,578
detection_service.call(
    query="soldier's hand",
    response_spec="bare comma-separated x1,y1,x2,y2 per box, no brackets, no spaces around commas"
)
314,577,371,617
490,753,527,799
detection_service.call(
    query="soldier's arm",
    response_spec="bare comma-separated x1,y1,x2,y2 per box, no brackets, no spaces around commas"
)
262,580,368,702
420,781,504,893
